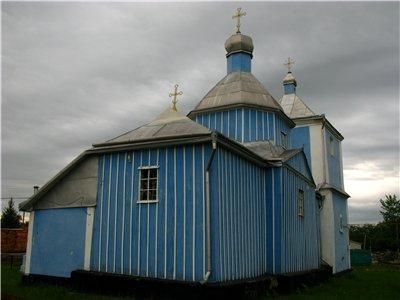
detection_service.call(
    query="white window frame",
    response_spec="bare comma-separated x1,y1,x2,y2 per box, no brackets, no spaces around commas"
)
298,189,304,217
281,131,288,149
137,165,159,204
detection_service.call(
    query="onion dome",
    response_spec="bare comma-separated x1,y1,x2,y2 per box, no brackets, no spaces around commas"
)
225,34,254,57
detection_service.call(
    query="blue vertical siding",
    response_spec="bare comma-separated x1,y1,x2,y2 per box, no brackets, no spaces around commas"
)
325,130,342,189
265,168,275,273
91,143,320,281
280,166,320,273
31,208,87,278
292,126,312,169
275,115,292,148
195,108,291,146
210,147,267,282
91,144,212,282
227,52,252,73
333,193,350,272
286,153,313,182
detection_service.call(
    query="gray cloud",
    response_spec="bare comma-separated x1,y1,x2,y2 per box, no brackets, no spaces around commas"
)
2,2,399,223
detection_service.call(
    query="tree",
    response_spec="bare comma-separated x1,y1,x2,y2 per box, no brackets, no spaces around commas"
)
379,194,400,248
1,198,21,228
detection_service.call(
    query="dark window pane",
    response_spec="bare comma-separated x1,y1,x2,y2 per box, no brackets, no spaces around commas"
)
148,190,157,200
140,190,148,201
149,169,157,178
149,179,157,189
141,179,148,189
141,169,149,179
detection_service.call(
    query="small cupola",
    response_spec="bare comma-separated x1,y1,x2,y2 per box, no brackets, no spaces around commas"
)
225,8,254,74
282,57,297,95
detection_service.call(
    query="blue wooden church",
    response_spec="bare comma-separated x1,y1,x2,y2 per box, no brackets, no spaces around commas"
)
20,9,350,283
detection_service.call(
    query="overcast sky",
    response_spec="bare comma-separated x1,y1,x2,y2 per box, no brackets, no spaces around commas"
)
2,1,399,223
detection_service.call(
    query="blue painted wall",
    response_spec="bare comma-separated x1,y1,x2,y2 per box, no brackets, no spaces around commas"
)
286,153,313,183
195,108,291,147
265,167,282,274
325,130,342,189
280,163,320,273
333,192,349,272
90,145,212,282
227,53,251,73
210,147,267,281
284,83,296,95
291,126,312,169
30,208,87,278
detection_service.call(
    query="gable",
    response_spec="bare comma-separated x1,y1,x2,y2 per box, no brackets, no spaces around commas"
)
284,151,315,186
20,154,98,211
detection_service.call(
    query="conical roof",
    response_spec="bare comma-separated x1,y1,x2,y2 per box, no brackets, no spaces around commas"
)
189,71,284,115
279,93,315,119
94,107,211,147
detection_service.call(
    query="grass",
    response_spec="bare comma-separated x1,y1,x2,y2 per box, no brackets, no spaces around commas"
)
1,263,118,300
276,264,400,300
1,264,400,299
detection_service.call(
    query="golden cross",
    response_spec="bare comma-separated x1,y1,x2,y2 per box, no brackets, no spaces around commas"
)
284,57,295,72
232,7,246,34
169,84,183,111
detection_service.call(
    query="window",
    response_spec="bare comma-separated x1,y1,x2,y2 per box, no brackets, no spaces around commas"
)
329,136,335,156
298,189,304,217
138,166,159,203
339,214,344,233
281,131,288,149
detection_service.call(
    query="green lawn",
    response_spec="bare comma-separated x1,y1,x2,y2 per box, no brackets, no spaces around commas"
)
276,264,400,300
1,264,118,300
1,264,399,299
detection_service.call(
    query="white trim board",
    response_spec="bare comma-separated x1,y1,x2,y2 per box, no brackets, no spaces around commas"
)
84,207,95,271
25,211,35,275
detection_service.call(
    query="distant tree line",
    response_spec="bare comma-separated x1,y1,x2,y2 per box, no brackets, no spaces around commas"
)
350,194,400,251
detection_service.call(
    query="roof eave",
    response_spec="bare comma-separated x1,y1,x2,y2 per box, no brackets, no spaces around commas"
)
214,133,278,168
292,114,344,140
318,184,350,198
92,132,212,148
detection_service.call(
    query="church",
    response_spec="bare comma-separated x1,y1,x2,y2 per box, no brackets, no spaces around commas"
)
20,9,350,284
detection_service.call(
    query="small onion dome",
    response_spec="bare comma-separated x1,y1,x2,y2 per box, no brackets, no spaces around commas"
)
283,72,297,86
225,33,254,57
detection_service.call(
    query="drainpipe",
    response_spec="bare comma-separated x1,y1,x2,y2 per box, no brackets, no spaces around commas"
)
202,132,217,284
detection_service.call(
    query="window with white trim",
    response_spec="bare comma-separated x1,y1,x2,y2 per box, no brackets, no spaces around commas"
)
281,131,288,149
138,166,159,203
298,189,304,217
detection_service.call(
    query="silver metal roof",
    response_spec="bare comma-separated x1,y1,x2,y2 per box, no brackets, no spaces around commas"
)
242,140,301,162
225,33,254,57
190,71,285,114
279,93,316,119
94,107,211,147
283,72,296,84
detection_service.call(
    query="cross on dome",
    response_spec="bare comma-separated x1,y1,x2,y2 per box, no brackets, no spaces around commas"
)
169,84,183,111
284,57,295,73
232,8,246,34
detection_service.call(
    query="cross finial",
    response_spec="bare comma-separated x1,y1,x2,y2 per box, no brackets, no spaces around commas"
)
284,57,295,72
169,84,183,111
232,7,246,34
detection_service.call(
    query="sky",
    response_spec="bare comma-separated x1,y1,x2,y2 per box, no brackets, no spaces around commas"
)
2,1,399,224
